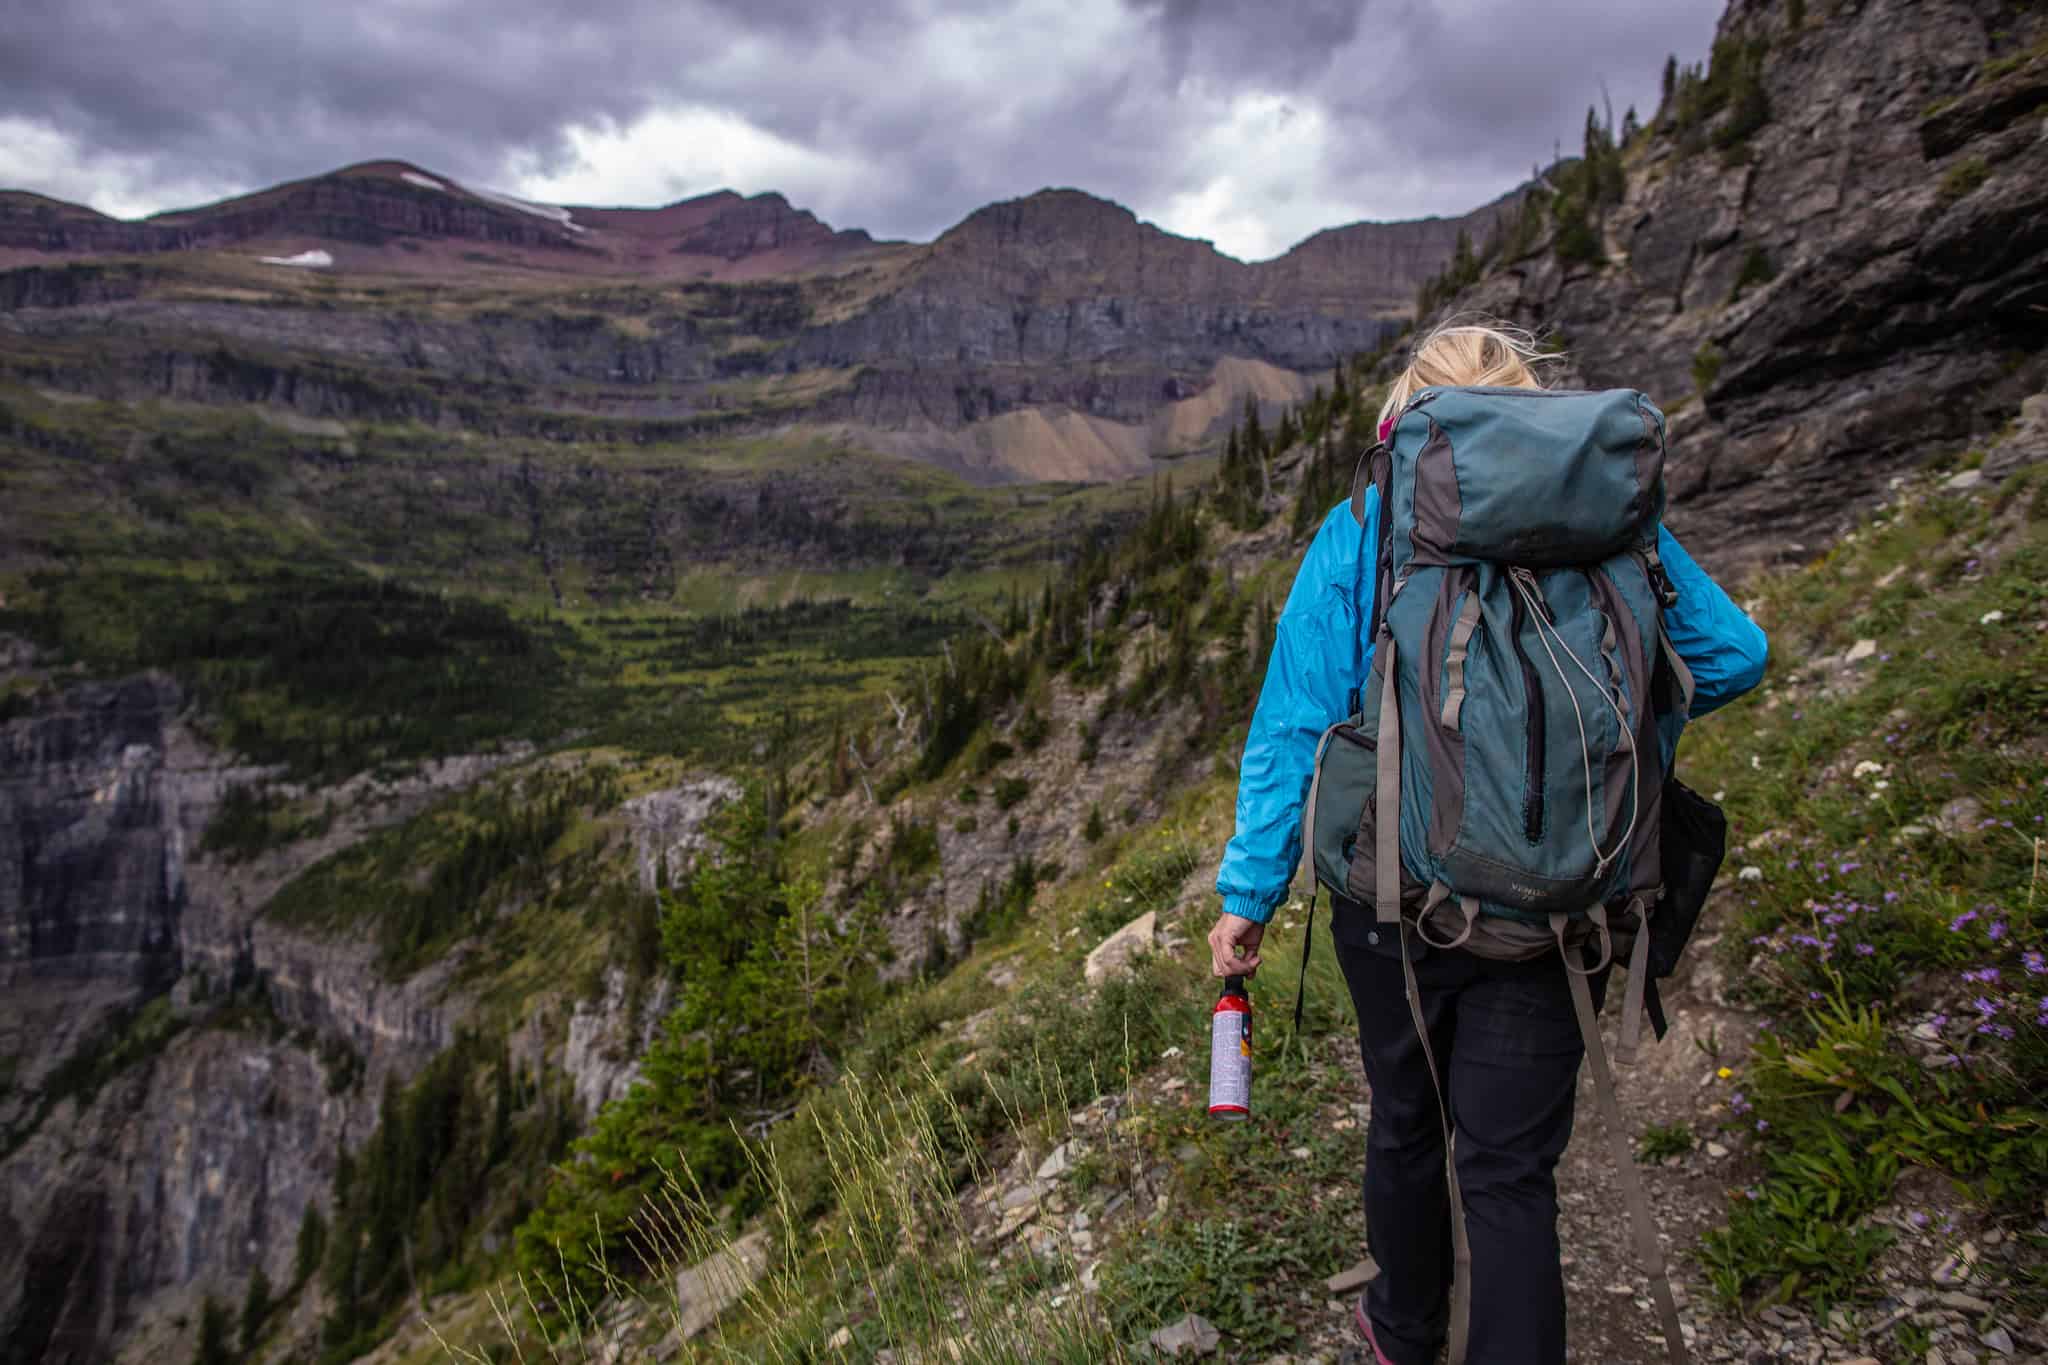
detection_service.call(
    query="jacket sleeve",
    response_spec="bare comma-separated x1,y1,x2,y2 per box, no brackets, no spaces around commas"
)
1215,496,1375,923
1657,524,1769,716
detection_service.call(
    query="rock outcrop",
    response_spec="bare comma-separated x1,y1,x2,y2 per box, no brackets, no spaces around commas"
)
1415,0,2048,568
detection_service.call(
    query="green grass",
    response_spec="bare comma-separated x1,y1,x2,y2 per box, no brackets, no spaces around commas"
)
1681,464,2048,1313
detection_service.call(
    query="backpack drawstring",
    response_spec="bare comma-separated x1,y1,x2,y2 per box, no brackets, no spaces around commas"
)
1509,569,1641,879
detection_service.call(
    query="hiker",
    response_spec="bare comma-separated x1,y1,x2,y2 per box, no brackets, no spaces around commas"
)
1208,319,1767,1365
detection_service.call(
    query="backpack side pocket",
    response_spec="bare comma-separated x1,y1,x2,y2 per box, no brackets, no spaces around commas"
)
1307,720,1377,894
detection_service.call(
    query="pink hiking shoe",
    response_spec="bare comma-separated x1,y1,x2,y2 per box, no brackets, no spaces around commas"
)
1353,1295,1397,1365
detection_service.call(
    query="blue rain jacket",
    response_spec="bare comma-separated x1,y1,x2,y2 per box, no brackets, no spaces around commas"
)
1216,491,1769,924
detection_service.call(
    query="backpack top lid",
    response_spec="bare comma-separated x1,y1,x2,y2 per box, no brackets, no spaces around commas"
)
1382,385,1666,570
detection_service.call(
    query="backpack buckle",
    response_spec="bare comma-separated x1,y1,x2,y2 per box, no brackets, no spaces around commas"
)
1641,546,1679,609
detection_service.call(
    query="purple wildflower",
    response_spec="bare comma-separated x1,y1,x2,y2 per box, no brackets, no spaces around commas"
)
1854,943,1876,957
1950,909,1978,933
1730,1092,1751,1115
1987,920,2007,941
2028,951,2048,976
1973,996,1999,1017
1756,1119,1770,1133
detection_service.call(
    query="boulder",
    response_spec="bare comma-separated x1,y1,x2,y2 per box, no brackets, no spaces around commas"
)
1084,910,1157,985
1932,796,1984,839
674,1229,770,1338
1150,1313,1222,1357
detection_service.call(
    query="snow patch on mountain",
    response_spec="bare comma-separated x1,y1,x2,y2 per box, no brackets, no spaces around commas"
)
257,249,334,268
462,183,586,233
400,172,446,192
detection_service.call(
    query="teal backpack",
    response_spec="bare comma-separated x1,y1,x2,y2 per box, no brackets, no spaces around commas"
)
1304,384,1696,1365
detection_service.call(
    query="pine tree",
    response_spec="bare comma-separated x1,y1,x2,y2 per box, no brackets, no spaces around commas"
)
193,1295,233,1365
239,1267,273,1355
1661,55,1678,114
294,1203,327,1285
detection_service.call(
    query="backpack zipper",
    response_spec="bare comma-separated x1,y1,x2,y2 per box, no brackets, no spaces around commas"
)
1508,567,1547,845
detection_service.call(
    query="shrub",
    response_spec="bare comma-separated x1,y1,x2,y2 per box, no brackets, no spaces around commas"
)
1014,704,1051,752
883,812,941,878
1693,341,1726,395
1637,1121,1696,1163
971,739,1015,776
1730,245,1777,300
1939,157,1990,204
992,775,1031,811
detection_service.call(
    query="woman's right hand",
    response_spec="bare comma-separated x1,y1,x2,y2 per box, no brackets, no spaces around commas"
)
1207,912,1266,978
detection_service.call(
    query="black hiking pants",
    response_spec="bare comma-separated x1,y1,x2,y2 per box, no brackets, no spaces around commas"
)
1333,929,1609,1365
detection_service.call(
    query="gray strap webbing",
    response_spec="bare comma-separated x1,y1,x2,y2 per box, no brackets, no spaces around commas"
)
1299,724,1339,896
1375,634,1402,925
1416,891,1480,952
1617,898,1653,1068
1399,919,1472,1365
1566,964,1691,1365
1438,593,1482,730
1601,615,1630,724
1554,905,1616,977
1658,619,1696,716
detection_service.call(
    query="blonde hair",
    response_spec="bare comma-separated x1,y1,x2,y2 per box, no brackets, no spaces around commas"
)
1377,315,1566,432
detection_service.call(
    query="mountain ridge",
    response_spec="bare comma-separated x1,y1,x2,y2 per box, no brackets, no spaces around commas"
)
0,160,1517,483
2,158,1511,280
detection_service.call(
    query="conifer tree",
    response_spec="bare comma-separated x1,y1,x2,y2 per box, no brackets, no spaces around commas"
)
294,1203,326,1286
239,1267,272,1355
193,1295,233,1365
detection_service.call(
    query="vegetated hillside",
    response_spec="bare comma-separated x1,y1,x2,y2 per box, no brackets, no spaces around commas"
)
1398,0,2048,570
354,374,2047,1365
0,159,1507,484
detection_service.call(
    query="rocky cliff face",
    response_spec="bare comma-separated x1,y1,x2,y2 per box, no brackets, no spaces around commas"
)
0,668,544,1364
794,187,1515,376
1418,0,2048,567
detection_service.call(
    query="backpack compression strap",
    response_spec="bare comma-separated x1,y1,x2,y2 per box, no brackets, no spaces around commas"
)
1554,913,1691,1365
1397,918,1473,1365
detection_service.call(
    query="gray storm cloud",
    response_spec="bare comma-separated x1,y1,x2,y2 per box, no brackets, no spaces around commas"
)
0,0,1723,255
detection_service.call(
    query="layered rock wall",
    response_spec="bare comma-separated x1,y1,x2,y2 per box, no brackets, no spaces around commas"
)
1423,0,2048,566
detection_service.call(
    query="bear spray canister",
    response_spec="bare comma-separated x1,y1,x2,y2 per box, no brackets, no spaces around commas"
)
1208,974,1252,1120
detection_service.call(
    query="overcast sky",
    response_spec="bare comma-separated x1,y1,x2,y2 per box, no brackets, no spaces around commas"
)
0,0,1725,262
